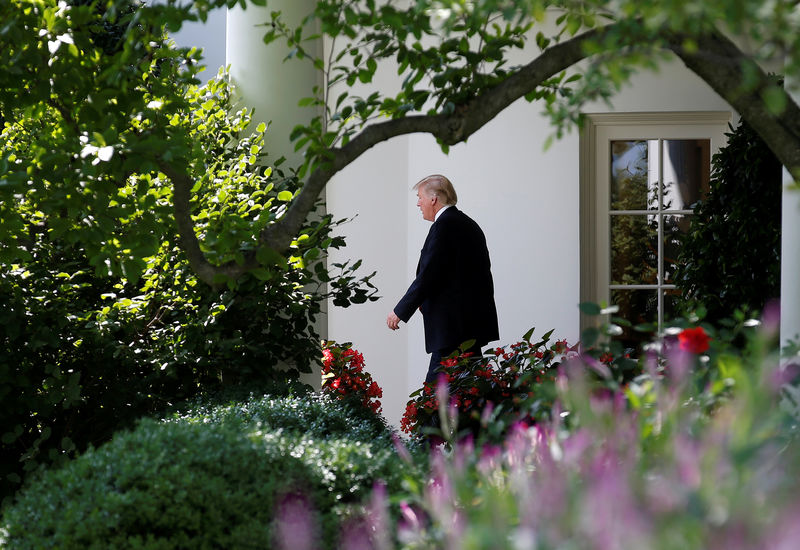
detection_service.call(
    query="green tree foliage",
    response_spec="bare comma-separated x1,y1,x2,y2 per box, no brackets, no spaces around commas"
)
257,0,800,239
2,0,799,286
0,53,376,506
2,0,799,507
675,119,782,322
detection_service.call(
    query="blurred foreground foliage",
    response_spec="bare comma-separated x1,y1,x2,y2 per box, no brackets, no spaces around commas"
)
3,309,800,549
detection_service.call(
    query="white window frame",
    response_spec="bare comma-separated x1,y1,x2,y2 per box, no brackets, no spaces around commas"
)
579,112,732,333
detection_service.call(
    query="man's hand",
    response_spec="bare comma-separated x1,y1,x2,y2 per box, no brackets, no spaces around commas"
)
386,311,401,331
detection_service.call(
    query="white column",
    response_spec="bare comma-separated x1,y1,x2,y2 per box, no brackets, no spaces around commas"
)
226,1,324,390
781,171,800,349
780,71,800,351
226,0,320,166
166,8,227,78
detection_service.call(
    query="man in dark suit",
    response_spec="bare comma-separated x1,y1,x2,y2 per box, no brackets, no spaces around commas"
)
387,175,499,384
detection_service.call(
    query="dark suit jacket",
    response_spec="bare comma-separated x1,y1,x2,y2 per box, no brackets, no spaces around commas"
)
394,206,499,353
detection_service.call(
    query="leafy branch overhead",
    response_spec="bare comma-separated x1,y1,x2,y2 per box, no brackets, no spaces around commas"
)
1,0,799,286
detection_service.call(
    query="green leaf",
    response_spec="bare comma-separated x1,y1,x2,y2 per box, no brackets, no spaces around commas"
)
277,190,293,202
256,246,287,269
298,96,317,107
579,302,602,315
523,327,536,342
581,326,600,347
762,85,787,116
249,267,274,281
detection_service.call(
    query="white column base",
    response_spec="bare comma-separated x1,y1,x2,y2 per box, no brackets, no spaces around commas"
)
781,170,800,353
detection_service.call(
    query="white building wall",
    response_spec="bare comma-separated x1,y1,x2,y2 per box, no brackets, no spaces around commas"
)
328,58,733,426
160,4,227,79
170,8,736,426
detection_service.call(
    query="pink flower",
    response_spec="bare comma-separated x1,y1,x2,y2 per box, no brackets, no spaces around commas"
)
678,327,710,354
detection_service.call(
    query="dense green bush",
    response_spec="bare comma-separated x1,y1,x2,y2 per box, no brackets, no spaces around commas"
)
0,216,337,504
169,392,396,446
1,420,314,549
0,69,376,504
0,394,411,549
675,117,782,323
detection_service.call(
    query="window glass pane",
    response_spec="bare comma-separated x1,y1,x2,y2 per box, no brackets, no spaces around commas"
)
611,289,658,349
610,140,659,211
663,288,683,322
610,214,658,285
663,214,691,284
662,139,711,210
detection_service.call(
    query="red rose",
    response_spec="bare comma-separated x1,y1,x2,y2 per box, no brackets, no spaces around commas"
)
678,327,711,354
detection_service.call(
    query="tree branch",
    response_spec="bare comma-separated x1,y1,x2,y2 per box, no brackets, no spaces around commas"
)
266,26,613,253
160,162,255,286
666,30,800,178
181,21,800,288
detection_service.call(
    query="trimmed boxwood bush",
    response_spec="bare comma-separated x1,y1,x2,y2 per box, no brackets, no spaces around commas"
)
170,392,395,445
1,394,414,549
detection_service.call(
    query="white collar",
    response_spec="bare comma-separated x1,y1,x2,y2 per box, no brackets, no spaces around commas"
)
434,204,452,222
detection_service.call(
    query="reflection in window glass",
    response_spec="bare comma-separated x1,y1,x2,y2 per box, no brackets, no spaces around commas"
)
610,140,659,211
608,138,711,346
663,288,683,322
662,140,711,210
663,215,691,284
610,214,657,285
610,289,658,349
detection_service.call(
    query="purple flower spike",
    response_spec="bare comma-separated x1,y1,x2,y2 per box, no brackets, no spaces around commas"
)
273,492,318,550
339,518,373,550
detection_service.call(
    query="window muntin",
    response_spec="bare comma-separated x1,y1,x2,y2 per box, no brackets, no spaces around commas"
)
608,138,710,344
579,112,730,347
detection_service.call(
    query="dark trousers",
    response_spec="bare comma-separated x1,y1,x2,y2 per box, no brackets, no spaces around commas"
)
425,343,484,384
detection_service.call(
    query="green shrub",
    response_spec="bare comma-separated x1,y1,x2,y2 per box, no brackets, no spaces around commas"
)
169,392,394,446
1,420,313,549
1,394,411,549
0,69,377,505
675,117,782,323
0,231,325,505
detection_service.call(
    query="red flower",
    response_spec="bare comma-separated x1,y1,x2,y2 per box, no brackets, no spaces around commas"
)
321,343,383,414
367,381,383,398
678,326,711,354
600,352,614,364
440,358,459,368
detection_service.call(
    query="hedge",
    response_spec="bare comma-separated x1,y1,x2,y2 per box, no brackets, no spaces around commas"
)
1,394,413,549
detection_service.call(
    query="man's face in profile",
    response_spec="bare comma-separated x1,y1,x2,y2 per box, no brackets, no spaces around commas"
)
416,187,437,222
